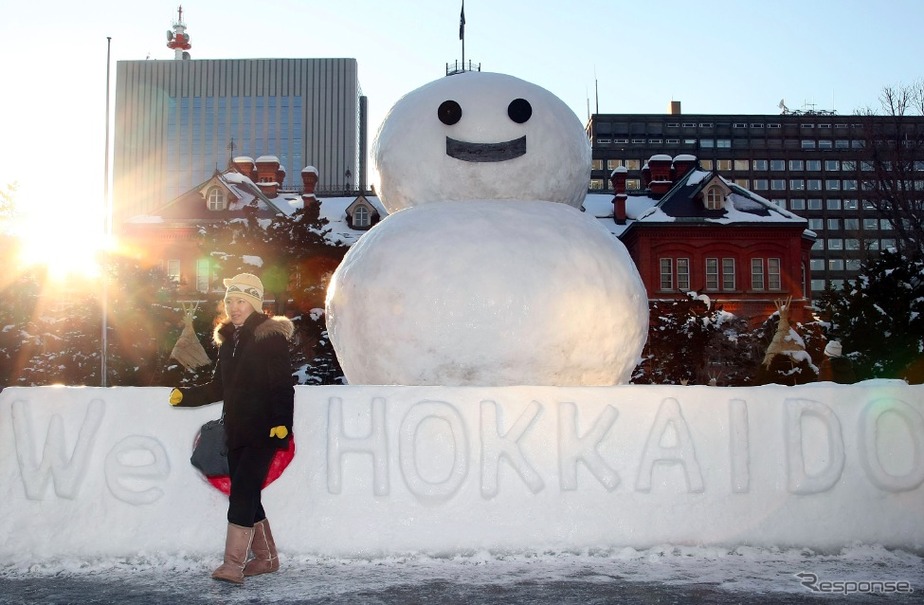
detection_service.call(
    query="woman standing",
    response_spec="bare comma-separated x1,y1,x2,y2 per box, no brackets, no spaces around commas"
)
169,273,294,584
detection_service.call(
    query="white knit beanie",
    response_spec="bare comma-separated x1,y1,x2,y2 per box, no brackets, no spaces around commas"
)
222,273,264,311
824,340,842,357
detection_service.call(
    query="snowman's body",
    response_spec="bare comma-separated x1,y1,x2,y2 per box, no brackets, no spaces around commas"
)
326,72,648,386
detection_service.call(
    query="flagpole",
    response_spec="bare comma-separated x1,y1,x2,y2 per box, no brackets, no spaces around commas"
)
102,36,111,387
460,1,466,70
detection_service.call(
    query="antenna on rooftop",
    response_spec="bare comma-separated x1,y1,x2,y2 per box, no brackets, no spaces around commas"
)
227,138,236,166
166,5,192,60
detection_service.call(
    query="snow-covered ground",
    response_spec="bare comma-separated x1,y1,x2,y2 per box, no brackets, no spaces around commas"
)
2,545,921,604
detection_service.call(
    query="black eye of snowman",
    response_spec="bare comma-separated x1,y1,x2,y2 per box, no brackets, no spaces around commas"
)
443,97,528,163
438,100,463,125
507,98,532,124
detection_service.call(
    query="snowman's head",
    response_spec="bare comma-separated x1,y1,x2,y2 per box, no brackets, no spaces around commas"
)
373,72,591,213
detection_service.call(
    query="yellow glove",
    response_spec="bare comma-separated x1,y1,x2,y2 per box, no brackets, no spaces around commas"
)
169,388,183,406
269,426,289,439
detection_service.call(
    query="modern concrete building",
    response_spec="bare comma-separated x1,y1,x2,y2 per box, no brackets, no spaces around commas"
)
113,57,366,226
587,106,924,295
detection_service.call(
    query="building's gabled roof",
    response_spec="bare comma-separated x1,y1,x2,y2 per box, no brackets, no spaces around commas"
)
345,194,379,215
584,165,810,238
124,165,389,247
131,168,288,223
217,170,291,215
641,168,807,225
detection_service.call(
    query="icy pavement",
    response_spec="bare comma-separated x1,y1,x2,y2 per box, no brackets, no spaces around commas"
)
1,546,921,604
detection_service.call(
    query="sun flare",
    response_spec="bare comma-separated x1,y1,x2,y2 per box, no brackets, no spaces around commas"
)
15,204,108,282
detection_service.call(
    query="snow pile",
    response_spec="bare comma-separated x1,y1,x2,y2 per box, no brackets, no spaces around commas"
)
1,382,922,564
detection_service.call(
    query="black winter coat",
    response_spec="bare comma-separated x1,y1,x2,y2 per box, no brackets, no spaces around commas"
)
177,312,295,449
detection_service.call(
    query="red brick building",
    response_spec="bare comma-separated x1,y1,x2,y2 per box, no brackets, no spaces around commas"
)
585,153,815,323
120,156,382,310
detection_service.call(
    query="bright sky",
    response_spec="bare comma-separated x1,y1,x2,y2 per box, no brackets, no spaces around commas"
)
1,0,922,241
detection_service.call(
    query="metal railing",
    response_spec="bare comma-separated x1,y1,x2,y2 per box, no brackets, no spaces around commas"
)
446,60,481,76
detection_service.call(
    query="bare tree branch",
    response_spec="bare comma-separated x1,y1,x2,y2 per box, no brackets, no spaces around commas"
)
855,82,924,259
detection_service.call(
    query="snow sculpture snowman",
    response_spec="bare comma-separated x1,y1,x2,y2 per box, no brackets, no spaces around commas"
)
326,72,648,386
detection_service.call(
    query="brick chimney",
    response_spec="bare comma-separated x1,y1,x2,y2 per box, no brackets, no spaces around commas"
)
232,156,257,181
276,164,287,189
647,154,673,197
672,154,698,181
301,166,320,220
255,155,282,197
610,166,628,225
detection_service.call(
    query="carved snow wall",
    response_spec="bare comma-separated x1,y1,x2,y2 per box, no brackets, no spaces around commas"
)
1,382,922,560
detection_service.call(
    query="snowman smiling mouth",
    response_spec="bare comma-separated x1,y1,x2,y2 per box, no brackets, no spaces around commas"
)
446,136,526,163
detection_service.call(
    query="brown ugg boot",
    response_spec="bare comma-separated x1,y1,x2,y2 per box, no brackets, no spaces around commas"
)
243,518,280,576
211,523,254,584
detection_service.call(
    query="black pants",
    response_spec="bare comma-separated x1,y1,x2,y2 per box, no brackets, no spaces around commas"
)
226,446,277,527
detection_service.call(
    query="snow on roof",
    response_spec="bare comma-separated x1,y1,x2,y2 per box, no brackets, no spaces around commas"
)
255,192,390,246
686,170,708,186
584,165,808,235
222,171,248,184
132,157,808,245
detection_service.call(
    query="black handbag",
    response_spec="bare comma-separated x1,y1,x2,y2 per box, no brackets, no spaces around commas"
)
190,417,229,476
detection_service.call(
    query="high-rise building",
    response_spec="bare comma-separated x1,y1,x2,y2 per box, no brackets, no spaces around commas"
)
113,57,365,225
587,106,924,295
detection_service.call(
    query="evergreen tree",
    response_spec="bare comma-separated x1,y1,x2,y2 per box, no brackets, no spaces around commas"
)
12,284,102,386
633,293,727,385
815,248,924,382
0,272,44,388
263,204,346,311
290,308,345,385
702,313,763,386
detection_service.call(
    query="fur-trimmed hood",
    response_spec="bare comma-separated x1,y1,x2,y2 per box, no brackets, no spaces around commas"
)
213,314,295,346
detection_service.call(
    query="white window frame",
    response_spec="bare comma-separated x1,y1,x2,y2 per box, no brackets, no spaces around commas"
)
705,258,719,291
768,258,781,290
722,258,736,291
207,187,226,211
751,258,765,290
705,186,724,209
167,259,181,283
196,259,210,293
677,258,690,291
353,205,370,227
659,258,674,291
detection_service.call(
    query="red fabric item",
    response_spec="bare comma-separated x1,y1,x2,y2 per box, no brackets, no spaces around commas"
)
201,439,296,496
